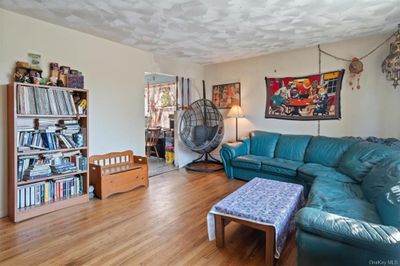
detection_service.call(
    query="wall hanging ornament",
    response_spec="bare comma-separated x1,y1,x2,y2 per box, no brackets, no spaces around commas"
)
318,26,399,90
348,57,363,90
264,70,344,121
382,24,400,89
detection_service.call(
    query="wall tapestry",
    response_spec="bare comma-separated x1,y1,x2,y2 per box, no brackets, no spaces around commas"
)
265,70,344,120
212,82,240,109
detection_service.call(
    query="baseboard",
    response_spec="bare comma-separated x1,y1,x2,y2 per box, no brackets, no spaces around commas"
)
0,208,7,219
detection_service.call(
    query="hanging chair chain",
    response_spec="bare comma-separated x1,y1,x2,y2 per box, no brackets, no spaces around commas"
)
318,30,398,62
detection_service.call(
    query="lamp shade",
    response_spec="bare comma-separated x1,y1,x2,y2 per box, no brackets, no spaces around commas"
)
227,105,244,118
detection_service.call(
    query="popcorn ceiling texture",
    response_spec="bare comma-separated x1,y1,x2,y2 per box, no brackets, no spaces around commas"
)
0,0,399,64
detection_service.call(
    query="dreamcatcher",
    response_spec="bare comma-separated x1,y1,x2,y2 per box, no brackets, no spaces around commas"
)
348,57,363,90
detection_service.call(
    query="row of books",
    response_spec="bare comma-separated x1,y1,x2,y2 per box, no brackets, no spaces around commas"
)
17,175,84,209
17,85,79,115
17,131,80,152
17,152,87,182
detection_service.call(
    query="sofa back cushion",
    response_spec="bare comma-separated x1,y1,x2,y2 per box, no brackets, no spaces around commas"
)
304,136,358,167
337,141,397,182
249,131,280,157
362,156,400,203
274,134,312,161
376,181,400,227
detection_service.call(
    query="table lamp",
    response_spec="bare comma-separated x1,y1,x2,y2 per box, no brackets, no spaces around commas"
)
227,105,244,141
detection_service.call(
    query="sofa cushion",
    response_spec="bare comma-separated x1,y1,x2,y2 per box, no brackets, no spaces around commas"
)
274,134,312,161
376,181,400,227
249,131,280,157
337,141,398,182
309,178,365,202
298,163,356,184
231,155,265,170
362,155,400,204
261,158,303,177
304,136,358,167
308,178,381,223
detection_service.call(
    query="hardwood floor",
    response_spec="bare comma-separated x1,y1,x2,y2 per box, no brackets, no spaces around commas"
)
0,169,297,266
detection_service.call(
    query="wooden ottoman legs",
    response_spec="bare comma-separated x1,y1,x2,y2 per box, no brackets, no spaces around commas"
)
215,214,225,248
214,214,275,266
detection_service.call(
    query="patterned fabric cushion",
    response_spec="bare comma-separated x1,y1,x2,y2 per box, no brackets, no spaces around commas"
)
210,178,304,258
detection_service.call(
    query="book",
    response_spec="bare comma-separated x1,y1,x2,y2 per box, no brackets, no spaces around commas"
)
16,85,78,115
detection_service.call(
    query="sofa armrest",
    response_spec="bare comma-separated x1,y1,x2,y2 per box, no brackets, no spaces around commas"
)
219,139,249,178
295,207,400,255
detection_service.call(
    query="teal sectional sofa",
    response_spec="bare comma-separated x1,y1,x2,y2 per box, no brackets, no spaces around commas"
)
220,131,400,266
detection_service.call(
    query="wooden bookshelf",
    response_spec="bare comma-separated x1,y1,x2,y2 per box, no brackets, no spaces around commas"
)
7,82,90,222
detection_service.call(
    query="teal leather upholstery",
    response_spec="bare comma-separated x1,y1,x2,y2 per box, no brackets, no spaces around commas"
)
219,131,400,265
376,182,400,227
274,134,311,161
338,141,397,182
261,158,303,177
362,155,400,203
231,155,264,170
304,136,358,167
220,140,249,178
298,163,356,184
249,131,280,157
296,208,400,260
308,179,381,223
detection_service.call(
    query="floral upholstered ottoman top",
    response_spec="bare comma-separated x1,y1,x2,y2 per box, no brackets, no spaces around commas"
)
207,178,304,258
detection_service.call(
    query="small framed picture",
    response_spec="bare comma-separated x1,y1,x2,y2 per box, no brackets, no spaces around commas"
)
28,53,41,70
60,66,71,75
212,82,241,109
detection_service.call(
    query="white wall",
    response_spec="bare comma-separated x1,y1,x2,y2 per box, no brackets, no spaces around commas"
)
205,34,400,148
0,9,204,218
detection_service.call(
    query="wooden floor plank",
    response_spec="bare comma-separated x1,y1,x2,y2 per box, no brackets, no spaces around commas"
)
0,170,297,266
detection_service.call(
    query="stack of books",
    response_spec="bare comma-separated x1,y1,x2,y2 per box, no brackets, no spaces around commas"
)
23,164,52,181
16,175,84,209
60,119,80,135
17,155,39,181
50,162,77,174
17,85,77,115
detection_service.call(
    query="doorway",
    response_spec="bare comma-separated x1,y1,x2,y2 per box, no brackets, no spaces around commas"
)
144,72,178,176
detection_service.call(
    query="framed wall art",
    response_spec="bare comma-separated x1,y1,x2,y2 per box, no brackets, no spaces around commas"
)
265,70,344,120
212,82,241,109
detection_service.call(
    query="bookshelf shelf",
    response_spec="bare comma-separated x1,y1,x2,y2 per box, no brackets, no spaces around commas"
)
15,194,89,222
18,147,88,156
17,114,87,118
14,82,88,92
8,82,90,222
18,171,88,186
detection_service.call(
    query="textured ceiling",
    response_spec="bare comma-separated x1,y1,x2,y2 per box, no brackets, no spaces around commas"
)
1,0,400,64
